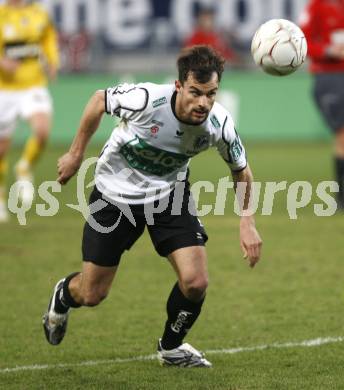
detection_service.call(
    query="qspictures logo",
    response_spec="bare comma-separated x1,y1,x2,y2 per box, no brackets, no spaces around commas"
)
4,157,342,229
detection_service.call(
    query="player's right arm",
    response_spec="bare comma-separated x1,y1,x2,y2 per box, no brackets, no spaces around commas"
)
58,83,148,184
57,90,105,185
57,84,148,184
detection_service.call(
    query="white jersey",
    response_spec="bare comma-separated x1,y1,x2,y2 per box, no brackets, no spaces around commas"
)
95,82,247,204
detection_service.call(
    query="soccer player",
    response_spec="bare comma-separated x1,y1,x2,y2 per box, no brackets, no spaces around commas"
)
300,0,344,209
43,46,262,367
0,0,59,221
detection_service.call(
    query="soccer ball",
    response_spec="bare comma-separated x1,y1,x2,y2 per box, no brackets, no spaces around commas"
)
251,19,307,76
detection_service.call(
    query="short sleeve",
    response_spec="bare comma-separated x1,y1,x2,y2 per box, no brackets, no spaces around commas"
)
105,83,149,120
216,116,247,172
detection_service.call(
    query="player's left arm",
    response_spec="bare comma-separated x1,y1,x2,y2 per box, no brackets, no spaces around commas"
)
231,165,263,268
216,114,262,267
41,14,59,80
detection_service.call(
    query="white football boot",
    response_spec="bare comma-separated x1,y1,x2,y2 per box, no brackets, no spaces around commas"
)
157,339,212,367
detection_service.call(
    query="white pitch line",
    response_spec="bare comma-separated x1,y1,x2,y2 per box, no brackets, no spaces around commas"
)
1,336,343,374
205,336,344,354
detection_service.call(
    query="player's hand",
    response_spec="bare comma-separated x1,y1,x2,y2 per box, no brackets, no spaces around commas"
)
239,215,262,268
57,152,83,185
0,57,20,74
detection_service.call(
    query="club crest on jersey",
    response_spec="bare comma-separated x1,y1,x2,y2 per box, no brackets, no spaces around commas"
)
193,135,209,152
150,125,159,137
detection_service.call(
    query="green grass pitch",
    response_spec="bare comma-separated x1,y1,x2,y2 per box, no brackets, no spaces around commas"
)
0,142,343,389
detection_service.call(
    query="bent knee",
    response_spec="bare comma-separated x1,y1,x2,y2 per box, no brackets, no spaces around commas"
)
181,276,209,300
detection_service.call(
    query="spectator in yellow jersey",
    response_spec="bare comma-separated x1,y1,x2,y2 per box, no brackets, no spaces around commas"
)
0,0,59,221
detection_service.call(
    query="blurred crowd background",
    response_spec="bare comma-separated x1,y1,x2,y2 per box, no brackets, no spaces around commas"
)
33,0,308,73
2,0,326,144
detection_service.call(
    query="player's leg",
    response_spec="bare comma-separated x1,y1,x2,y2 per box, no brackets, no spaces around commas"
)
15,111,51,185
149,183,211,366
16,88,52,204
43,186,144,345
334,126,344,208
156,245,211,367
43,261,118,346
162,245,208,348
68,263,117,306
0,91,17,222
313,73,344,209
0,137,11,222
22,111,51,164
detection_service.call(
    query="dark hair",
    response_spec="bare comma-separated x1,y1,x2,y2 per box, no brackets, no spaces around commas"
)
177,45,225,84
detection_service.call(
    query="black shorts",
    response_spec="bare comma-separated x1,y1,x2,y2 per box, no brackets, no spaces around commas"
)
82,184,208,267
313,73,344,133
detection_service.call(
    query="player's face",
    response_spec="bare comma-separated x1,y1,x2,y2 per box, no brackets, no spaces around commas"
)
175,71,219,125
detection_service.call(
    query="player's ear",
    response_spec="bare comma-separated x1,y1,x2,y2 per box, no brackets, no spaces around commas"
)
175,79,182,92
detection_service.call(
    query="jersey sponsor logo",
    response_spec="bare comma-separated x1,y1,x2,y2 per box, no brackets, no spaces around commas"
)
152,96,167,108
4,42,41,60
119,136,189,176
210,114,221,129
